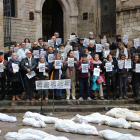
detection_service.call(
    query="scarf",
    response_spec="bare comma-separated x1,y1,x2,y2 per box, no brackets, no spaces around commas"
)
10,58,19,65
27,56,32,67
116,48,128,58
92,60,102,64
0,57,4,62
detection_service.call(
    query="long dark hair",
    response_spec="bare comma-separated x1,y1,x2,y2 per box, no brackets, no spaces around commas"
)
101,35,110,44
24,38,30,43
67,50,73,57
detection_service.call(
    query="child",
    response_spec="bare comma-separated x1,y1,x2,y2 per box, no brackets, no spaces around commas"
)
36,56,49,101
118,54,128,99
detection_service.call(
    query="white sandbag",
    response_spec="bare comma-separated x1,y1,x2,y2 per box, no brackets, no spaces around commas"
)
131,122,140,130
99,129,140,140
125,112,140,122
4,132,20,140
107,118,131,129
0,113,17,123
32,121,46,128
17,133,42,140
55,119,98,135
43,116,58,124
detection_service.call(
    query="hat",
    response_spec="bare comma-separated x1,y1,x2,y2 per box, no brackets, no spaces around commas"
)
71,33,76,35
79,38,85,40
0,52,3,55
82,54,87,57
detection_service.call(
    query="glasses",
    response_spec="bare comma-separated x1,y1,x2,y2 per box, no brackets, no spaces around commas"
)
34,44,38,45
27,53,31,54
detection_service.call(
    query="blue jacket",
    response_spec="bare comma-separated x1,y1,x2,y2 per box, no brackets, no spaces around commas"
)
90,75,99,90
53,45,59,54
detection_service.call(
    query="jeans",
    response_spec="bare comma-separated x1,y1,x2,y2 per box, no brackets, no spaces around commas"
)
106,76,116,94
20,70,25,92
12,82,20,96
38,89,48,97
55,89,62,96
78,77,90,97
119,77,127,95
0,77,6,100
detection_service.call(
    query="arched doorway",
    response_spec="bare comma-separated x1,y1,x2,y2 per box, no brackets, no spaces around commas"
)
42,0,63,41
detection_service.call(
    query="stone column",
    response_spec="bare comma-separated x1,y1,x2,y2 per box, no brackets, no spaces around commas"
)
0,0,4,52
70,15,78,35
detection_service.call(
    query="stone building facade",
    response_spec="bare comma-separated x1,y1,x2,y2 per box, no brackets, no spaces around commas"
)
1,0,140,51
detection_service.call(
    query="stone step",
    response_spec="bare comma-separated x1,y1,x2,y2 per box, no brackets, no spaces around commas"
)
0,104,140,113
0,98,138,106
0,92,134,100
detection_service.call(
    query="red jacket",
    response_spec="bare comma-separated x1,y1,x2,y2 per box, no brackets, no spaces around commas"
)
77,61,93,78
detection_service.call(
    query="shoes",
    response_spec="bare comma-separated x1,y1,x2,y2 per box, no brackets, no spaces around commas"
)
94,96,98,100
15,95,21,101
87,97,92,100
72,96,76,100
101,96,104,100
31,98,35,101
66,96,70,100
3,99,6,102
59,96,61,100
119,95,123,100
78,97,83,101
56,96,59,100
123,95,128,99
26,99,29,101
45,97,48,101
38,98,41,101
113,93,116,100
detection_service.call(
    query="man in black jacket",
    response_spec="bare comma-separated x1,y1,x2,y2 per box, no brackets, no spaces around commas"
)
21,51,37,101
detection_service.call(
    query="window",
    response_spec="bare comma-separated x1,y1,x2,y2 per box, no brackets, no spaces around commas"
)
83,12,88,20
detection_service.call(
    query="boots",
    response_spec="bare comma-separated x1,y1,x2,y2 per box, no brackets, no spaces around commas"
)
12,96,15,101
113,93,116,100
15,95,21,101
59,96,61,100
107,93,110,100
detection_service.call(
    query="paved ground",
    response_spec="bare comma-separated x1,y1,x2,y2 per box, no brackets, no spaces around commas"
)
0,112,140,140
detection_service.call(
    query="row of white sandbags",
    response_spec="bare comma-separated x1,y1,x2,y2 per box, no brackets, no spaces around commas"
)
99,129,140,140
106,108,140,122
23,118,46,128
4,128,69,140
23,111,58,123
0,113,17,123
55,119,98,135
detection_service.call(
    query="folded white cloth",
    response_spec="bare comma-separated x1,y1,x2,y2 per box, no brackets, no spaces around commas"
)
0,113,17,123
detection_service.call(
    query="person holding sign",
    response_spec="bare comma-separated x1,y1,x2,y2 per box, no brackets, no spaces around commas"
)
21,51,37,101
102,43,110,61
24,38,30,43
51,36,59,54
118,54,129,100
100,35,111,48
51,54,65,100
36,56,49,101
8,53,21,101
91,54,104,100
78,38,87,52
88,42,96,59
64,50,78,100
103,54,117,100
38,38,44,49
131,54,140,101
58,44,66,62
77,54,93,100
73,43,83,61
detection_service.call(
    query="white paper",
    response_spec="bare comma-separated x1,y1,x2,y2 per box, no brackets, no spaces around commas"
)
125,59,131,69
26,43,31,49
55,60,61,69
8,57,12,61
48,40,54,47
49,80,57,89
33,50,39,58
68,58,74,67
90,39,95,44
14,47,19,53
74,51,79,60
123,35,129,43
56,80,64,89
64,79,71,89
65,45,72,53
39,63,45,72
70,35,76,40
93,68,100,76
40,51,46,57
81,64,88,73
48,54,54,63
0,63,4,72
12,63,19,72
56,38,62,45
83,38,90,47
104,51,110,58
36,81,43,90
118,60,124,69
43,80,50,89
96,44,102,52
101,39,107,47
133,38,139,47
26,71,36,79
136,64,140,73
106,62,112,72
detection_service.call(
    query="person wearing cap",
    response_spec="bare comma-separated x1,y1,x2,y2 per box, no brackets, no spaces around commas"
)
78,38,87,52
77,54,93,100
111,35,127,50
0,52,7,101
21,51,37,101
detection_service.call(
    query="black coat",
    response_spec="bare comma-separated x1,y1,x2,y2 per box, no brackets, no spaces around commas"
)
21,57,37,74
8,58,21,82
88,46,96,58
93,62,103,74
78,43,87,52
4,52,12,61
111,40,127,50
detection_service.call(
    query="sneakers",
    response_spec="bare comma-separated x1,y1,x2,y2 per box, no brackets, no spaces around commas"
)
2,99,6,102
78,97,83,101
94,96,98,100
26,99,29,101
87,97,92,100
72,96,76,100
31,98,35,101
123,95,128,99
101,96,104,100
66,96,70,100
119,95,123,100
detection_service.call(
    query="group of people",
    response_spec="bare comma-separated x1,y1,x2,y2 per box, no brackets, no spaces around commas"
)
1,32,140,101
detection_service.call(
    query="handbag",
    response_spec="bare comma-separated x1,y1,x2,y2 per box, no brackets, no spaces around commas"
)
96,74,105,84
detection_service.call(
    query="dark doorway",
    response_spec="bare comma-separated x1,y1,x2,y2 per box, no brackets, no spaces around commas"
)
101,0,116,37
42,0,63,42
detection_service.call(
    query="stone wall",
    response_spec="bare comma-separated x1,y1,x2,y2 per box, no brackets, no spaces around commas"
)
116,0,140,47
